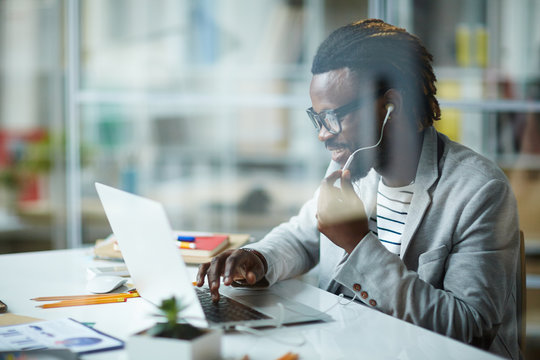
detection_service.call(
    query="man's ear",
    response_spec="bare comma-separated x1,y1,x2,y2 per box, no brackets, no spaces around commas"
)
382,89,403,117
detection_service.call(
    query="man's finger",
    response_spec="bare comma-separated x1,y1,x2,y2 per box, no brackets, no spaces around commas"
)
223,250,246,286
245,271,257,285
206,255,228,302
341,169,356,197
319,170,342,205
322,170,342,186
196,262,210,286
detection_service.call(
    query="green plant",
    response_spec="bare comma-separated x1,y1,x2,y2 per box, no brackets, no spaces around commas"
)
146,296,204,340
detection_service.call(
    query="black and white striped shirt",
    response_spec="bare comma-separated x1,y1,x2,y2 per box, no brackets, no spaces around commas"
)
369,179,415,255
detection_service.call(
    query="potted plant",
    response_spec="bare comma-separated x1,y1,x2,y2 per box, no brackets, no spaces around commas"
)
127,296,221,360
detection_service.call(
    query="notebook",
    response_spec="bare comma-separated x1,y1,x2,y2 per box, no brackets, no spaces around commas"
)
178,234,229,257
95,182,332,329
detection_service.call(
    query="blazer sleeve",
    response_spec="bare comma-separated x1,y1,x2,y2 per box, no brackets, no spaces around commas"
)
245,161,342,285
333,178,519,348
245,193,320,286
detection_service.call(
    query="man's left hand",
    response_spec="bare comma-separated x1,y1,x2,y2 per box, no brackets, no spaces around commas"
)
316,169,369,253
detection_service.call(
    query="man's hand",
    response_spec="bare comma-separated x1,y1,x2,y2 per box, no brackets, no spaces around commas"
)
197,248,267,302
317,169,369,253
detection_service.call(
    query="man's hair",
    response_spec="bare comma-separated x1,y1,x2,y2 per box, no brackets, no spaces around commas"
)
311,19,440,128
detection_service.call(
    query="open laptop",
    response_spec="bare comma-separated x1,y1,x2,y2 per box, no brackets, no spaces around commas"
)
95,182,332,329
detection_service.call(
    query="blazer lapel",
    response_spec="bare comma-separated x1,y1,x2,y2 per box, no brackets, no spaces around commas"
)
400,127,441,258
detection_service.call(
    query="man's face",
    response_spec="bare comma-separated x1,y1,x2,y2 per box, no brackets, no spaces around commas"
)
309,68,382,179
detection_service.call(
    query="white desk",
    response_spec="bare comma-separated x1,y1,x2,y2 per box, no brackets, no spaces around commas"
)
0,248,499,360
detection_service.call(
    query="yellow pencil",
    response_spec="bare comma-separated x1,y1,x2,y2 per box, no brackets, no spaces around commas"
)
37,297,127,309
276,352,299,360
31,291,139,302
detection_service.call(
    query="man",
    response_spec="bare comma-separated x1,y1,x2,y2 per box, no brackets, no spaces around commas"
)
197,19,520,359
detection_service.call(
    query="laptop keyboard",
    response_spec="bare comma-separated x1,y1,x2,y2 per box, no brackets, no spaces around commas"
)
195,287,271,323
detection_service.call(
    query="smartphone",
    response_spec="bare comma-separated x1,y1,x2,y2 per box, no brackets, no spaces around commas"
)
0,299,7,313
87,265,130,278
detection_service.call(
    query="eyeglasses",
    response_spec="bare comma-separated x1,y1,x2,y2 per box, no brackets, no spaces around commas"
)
306,99,365,135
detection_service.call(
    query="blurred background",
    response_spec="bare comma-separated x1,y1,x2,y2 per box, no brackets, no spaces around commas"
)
1,0,539,356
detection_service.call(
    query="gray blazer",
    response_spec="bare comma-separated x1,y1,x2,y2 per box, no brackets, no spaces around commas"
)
248,126,520,359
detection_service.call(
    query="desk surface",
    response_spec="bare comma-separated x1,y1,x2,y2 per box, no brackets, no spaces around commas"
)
0,248,499,360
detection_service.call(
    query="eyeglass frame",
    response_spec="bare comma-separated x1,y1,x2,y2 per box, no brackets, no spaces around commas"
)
306,98,366,135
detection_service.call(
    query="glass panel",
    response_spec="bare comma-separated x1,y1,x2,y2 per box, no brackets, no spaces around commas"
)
403,0,540,244
76,0,368,245
400,2,539,353
79,101,327,243
0,0,66,253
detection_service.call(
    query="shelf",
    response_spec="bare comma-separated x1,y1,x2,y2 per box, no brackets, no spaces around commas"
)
498,154,540,170
528,275,540,290
76,91,310,108
438,99,540,113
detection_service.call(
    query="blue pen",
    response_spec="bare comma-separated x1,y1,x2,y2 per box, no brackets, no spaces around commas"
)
177,236,196,242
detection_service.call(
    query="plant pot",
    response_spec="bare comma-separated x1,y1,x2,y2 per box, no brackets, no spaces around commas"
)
127,324,222,360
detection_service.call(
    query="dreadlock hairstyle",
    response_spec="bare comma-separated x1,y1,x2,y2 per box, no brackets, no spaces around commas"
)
311,19,441,129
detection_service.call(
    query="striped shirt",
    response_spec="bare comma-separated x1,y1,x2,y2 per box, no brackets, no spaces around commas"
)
370,179,415,255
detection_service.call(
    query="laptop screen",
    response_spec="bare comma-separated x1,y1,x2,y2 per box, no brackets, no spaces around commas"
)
95,182,207,327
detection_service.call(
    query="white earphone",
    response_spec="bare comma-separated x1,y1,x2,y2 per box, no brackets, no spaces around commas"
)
342,103,394,172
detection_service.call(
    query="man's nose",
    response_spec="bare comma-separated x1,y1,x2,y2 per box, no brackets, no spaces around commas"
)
318,126,334,142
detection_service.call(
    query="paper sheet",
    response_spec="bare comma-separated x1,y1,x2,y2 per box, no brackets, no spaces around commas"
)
0,318,123,354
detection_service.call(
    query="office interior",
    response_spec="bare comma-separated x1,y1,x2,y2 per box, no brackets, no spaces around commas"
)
1,0,539,357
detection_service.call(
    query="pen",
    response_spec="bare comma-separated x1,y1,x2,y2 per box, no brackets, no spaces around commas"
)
177,235,196,242
37,297,127,309
179,241,197,249
31,291,139,302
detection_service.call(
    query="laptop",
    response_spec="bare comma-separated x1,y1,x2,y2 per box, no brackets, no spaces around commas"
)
95,182,332,329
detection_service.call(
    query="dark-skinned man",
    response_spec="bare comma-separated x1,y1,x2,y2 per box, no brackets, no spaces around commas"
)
197,19,520,359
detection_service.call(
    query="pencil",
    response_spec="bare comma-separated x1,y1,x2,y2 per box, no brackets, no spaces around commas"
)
31,291,139,302
33,294,137,304
37,297,127,309
276,352,299,360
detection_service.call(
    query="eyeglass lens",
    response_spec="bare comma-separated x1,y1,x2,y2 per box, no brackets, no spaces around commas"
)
308,109,340,134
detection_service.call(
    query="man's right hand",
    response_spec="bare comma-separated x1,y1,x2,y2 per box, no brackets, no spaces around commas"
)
196,248,267,302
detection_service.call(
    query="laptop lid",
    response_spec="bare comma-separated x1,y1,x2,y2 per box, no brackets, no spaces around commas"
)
95,182,208,327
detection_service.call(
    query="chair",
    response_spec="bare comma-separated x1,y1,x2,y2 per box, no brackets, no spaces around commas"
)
517,230,526,356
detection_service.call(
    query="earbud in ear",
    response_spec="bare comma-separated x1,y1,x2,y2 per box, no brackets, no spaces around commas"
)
343,104,393,172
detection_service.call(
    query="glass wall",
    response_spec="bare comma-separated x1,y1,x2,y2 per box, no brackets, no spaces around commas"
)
0,0,66,252
75,0,369,243
3,0,537,250
1,0,539,354
407,0,540,243
0,0,371,251
404,0,540,353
